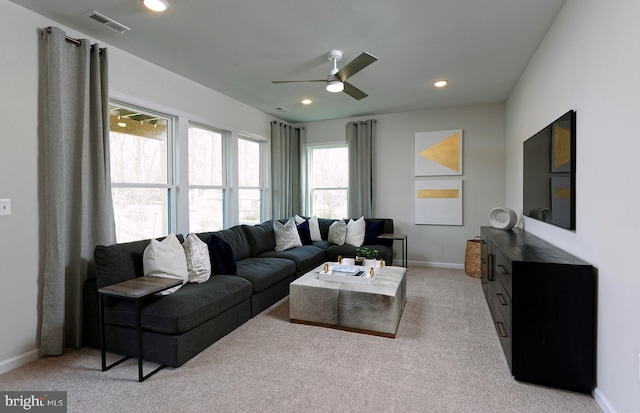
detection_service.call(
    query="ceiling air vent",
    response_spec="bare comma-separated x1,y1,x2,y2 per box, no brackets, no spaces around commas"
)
275,107,289,112
88,11,131,34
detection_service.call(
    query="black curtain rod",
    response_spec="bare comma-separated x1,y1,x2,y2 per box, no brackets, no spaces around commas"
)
44,26,81,46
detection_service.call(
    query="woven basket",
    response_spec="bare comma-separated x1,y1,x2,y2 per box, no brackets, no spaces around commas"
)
464,237,482,278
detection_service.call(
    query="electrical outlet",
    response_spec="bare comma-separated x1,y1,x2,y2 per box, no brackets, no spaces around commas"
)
0,199,11,216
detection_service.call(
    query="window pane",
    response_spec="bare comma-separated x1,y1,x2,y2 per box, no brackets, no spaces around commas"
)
110,115,168,184
188,126,223,186
311,189,347,219
239,189,261,225
189,188,224,232
238,138,260,187
311,147,348,188
112,188,169,242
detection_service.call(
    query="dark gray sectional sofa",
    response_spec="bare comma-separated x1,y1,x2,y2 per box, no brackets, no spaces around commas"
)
85,217,393,369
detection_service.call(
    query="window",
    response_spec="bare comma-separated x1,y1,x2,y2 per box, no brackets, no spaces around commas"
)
109,98,269,240
308,145,348,218
109,103,173,242
238,137,264,225
188,124,226,232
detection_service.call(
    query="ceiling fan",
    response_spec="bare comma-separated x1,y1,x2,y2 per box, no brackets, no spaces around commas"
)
272,50,377,100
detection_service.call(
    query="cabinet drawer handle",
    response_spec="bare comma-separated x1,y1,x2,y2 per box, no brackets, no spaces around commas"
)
497,293,507,306
488,254,494,281
497,264,508,275
496,321,508,338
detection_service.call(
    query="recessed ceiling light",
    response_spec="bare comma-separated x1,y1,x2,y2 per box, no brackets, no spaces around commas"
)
434,80,448,88
143,0,169,12
300,99,312,105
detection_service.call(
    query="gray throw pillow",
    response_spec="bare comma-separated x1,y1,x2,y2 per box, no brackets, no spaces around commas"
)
273,218,302,251
328,220,347,245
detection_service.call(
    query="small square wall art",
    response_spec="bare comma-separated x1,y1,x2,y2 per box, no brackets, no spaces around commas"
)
415,179,463,225
415,129,463,176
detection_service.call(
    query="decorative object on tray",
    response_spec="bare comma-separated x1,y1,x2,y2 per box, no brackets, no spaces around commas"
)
319,263,375,284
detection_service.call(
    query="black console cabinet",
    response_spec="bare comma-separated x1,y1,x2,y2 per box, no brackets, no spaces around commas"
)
480,226,595,394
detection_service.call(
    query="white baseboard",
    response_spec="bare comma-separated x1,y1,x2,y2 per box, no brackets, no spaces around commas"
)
0,348,40,375
594,387,617,413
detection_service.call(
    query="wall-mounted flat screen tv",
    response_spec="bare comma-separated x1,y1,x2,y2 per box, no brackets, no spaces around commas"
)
523,110,576,230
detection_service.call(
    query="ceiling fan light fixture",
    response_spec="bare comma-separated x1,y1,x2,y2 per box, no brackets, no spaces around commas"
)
143,0,169,12
326,80,344,93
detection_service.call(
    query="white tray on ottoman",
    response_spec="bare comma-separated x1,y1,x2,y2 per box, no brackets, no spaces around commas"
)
289,264,407,338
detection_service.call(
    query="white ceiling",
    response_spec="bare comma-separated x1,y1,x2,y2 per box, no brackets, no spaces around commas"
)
11,0,566,123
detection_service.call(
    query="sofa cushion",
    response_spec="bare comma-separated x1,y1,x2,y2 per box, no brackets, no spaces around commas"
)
345,216,366,247
234,257,296,293
328,220,347,245
258,245,325,272
102,275,252,335
296,220,313,245
94,235,184,289
317,218,337,240
142,234,188,295
295,215,322,241
200,226,251,261
182,233,211,283
274,218,302,251
242,222,276,256
206,234,237,275
364,219,386,245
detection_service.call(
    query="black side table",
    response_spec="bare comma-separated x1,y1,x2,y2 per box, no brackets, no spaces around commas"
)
377,233,408,268
98,276,182,382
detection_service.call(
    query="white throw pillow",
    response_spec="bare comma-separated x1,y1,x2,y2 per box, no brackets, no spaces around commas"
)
327,220,347,245
182,233,211,284
143,234,188,295
345,216,366,247
294,215,322,241
274,218,302,251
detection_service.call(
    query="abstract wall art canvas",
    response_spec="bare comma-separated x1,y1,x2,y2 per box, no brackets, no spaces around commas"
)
414,179,463,225
415,129,463,176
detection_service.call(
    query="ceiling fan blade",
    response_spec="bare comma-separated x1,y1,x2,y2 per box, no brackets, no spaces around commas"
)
336,52,377,82
272,80,325,84
343,82,368,100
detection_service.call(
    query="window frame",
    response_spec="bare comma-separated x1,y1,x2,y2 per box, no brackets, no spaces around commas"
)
306,143,349,218
109,99,177,241
186,121,230,231
237,135,267,225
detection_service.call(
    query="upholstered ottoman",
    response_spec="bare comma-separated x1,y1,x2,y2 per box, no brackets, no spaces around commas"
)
289,265,407,338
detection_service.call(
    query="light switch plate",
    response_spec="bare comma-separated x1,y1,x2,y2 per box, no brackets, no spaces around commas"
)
0,199,11,216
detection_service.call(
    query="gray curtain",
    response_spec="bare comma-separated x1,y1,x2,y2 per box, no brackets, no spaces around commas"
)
271,121,304,218
347,119,376,217
40,27,116,355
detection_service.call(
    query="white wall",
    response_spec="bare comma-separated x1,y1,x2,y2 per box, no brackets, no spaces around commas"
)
506,0,640,411
304,102,506,266
0,1,273,373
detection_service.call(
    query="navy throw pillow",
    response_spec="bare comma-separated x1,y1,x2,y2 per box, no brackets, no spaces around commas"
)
364,220,385,245
206,234,237,275
297,220,313,245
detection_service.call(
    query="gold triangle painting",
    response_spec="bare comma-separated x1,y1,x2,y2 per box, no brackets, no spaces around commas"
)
415,129,463,176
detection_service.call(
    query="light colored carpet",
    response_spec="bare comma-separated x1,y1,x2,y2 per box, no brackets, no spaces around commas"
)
0,267,601,413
